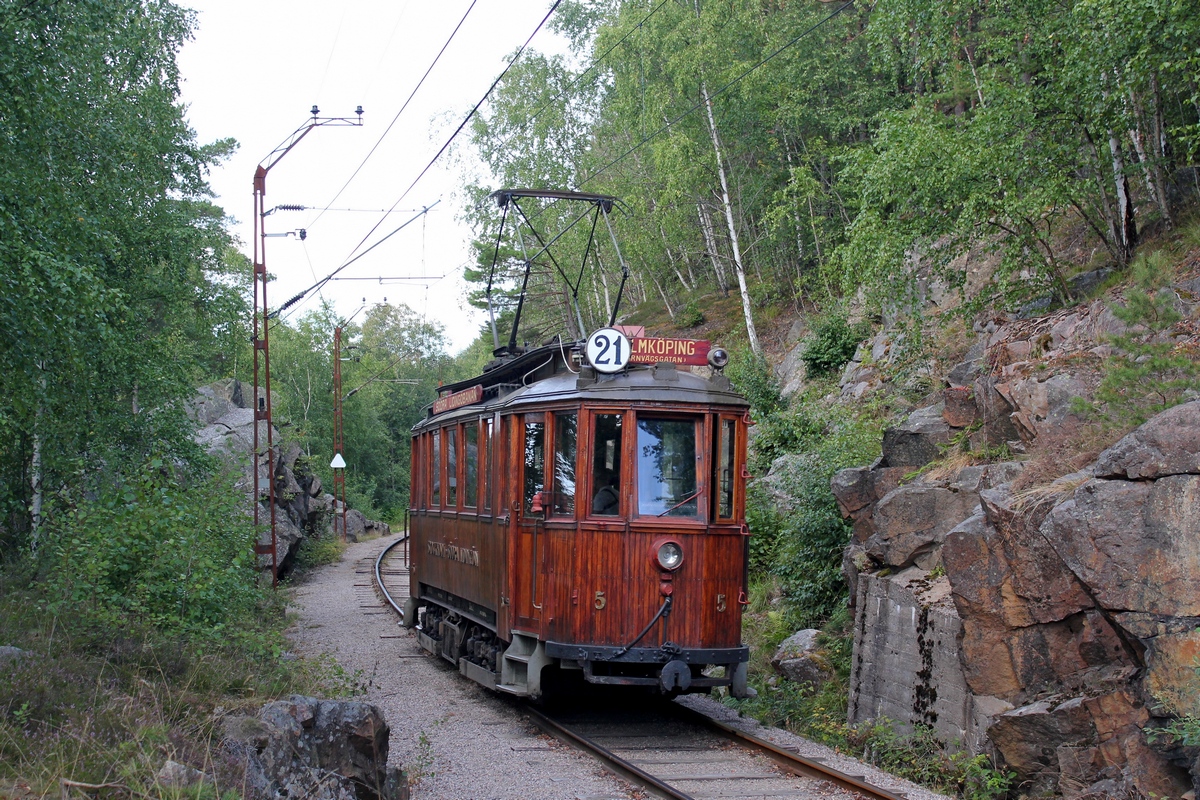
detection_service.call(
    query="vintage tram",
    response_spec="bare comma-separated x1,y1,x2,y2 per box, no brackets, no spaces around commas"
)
402,190,754,699
404,331,755,698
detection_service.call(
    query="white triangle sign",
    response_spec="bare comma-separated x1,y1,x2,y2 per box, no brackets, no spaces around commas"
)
330,453,346,469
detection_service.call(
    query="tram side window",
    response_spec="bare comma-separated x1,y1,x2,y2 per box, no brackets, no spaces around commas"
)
446,427,458,507
552,412,577,516
716,418,735,519
637,418,699,517
590,414,622,515
431,430,441,507
483,418,493,512
523,417,545,515
464,422,479,509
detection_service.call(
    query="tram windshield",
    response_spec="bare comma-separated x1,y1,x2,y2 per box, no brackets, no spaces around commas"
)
636,418,700,517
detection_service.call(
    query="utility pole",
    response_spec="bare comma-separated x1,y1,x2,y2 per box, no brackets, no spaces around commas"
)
252,106,362,586
332,325,346,541
331,302,369,542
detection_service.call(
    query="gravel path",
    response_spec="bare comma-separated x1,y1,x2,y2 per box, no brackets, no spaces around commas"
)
288,533,949,800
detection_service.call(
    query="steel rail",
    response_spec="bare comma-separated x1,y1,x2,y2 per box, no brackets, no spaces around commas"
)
668,702,909,800
529,699,907,800
523,706,693,800
374,534,410,620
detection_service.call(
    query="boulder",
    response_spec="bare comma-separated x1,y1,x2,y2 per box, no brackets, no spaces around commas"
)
946,339,987,388
222,696,405,800
988,696,1096,796
345,509,368,543
866,485,980,568
942,386,978,428
830,460,909,517
1093,400,1200,479
156,760,212,790
1041,475,1200,617
880,404,954,468
973,377,1021,445
771,630,832,689
0,645,29,665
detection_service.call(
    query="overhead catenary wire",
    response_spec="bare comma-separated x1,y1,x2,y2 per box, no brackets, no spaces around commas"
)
306,0,481,232
279,2,563,322
581,0,854,187
271,201,441,321
341,0,564,263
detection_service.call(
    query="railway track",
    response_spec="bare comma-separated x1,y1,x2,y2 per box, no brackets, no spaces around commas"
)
371,533,411,620
371,535,905,800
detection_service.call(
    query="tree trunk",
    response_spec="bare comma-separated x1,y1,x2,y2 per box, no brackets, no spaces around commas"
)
594,252,613,323
1149,76,1174,230
30,366,45,554
701,80,761,355
697,202,729,294
1128,88,1170,231
652,274,675,320
1108,127,1137,263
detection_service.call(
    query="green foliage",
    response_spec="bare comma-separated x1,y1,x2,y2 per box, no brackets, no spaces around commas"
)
0,0,248,547
725,348,784,417
1078,252,1200,425
0,559,351,798
292,532,347,575
268,302,461,521
746,394,885,627
801,315,868,377
46,461,260,634
677,300,705,328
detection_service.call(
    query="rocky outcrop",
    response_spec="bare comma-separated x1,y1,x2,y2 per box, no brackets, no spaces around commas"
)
772,629,833,689
835,402,1200,798
191,380,387,576
221,696,406,800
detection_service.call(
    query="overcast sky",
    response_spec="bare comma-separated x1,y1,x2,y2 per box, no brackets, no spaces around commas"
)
177,1,568,352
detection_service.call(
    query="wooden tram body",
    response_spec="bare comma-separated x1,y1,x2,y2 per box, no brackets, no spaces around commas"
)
404,341,754,699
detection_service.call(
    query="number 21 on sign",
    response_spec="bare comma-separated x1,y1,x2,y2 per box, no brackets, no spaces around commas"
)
586,327,630,374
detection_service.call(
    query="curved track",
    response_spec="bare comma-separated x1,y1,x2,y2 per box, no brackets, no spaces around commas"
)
371,535,905,800
373,534,411,620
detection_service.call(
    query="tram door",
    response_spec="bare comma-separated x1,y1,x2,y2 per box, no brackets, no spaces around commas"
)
511,413,545,631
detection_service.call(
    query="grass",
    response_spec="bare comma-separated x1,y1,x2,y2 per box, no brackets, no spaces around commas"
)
0,560,354,800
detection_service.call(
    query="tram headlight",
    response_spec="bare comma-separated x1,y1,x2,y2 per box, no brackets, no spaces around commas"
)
708,347,730,370
653,539,684,572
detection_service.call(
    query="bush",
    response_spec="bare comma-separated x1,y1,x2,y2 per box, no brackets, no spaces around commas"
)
46,460,261,633
677,300,704,328
801,315,868,377
746,395,886,627
1079,252,1199,425
726,348,784,416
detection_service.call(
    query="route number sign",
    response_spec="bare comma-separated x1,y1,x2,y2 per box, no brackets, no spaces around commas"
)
586,327,630,373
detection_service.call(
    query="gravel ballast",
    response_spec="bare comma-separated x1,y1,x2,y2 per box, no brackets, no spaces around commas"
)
288,533,949,800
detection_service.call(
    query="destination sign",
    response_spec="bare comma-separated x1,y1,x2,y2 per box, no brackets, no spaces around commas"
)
628,337,711,367
432,384,483,415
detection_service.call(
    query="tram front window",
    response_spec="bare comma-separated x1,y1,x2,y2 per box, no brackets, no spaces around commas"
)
552,412,577,515
636,418,699,517
590,414,622,515
523,418,545,515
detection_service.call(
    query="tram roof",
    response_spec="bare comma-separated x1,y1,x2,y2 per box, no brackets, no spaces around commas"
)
413,343,748,432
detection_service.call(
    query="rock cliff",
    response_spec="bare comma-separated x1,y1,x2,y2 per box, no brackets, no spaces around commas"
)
190,379,389,577
835,388,1199,797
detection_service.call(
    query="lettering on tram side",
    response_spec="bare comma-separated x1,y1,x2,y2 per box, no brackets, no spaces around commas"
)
628,337,711,367
427,541,482,567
